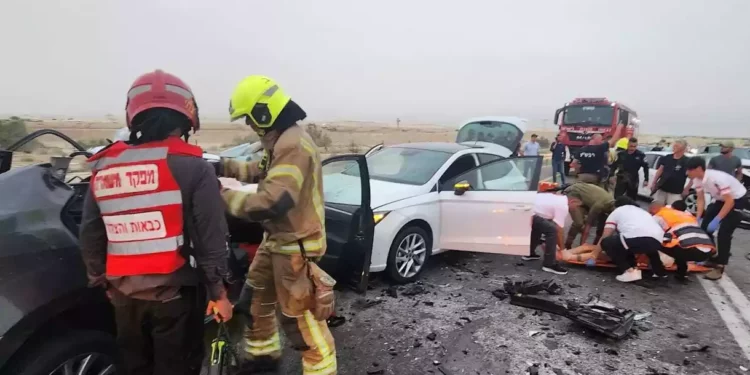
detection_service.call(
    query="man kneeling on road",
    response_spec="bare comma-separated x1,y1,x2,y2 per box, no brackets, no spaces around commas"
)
523,192,582,275
562,182,615,248
597,197,667,283
649,200,715,283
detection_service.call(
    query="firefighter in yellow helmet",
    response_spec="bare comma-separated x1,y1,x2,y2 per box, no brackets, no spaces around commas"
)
218,75,337,374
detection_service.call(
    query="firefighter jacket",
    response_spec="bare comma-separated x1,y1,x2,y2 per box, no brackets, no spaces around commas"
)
653,207,715,252
221,124,326,256
86,137,203,276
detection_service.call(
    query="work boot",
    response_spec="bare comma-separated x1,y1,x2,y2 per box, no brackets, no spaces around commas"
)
236,356,280,374
704,266,725,280
674,274,692,284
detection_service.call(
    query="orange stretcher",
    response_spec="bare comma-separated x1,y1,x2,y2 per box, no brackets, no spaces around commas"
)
556,252,712,273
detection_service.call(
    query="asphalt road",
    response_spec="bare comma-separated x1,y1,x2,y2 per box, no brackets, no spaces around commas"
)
212,168,750,375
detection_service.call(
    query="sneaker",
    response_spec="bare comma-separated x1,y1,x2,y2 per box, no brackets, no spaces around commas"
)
705,266,725,280
542,264,568,275
616,269,642,283
522,254,541,261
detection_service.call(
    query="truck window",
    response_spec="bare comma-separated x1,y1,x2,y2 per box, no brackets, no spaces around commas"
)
563,106,614,127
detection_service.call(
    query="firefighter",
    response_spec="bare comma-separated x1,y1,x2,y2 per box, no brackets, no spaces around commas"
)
80,70,233,375
609,137,649,200
649,201,715,283
219,75,337,374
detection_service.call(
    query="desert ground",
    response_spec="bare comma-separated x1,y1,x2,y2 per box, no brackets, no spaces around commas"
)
12,119,749,169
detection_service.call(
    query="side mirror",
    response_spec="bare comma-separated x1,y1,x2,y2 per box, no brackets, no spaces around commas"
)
454,180,471,196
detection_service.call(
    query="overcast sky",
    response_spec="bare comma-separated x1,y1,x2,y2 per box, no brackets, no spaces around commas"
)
1,0,748,136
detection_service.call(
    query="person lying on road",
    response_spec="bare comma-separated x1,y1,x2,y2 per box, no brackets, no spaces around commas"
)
594,196,668,283
523,192,582,275
649,201,715,283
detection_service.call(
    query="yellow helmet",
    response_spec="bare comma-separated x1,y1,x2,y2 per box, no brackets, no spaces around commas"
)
615,137,629,150
228,75,291,129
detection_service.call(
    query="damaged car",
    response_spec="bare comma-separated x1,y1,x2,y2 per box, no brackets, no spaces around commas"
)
0,129,375,374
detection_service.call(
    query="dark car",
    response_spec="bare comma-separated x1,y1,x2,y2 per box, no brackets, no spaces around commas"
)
0,130,374,375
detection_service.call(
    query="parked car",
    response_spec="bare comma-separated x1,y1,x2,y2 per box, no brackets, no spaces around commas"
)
0,129,375,374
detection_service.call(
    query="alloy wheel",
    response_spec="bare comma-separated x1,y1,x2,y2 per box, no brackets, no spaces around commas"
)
50,353,116,375
395,233,428,278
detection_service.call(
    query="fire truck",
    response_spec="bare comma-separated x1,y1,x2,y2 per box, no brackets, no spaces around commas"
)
553,97,639,175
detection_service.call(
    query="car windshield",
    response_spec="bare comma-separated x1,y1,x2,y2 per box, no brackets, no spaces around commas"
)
563,105,614,126
343,147,452,185
456,121,522,151
734,148,750,159
220,143,251,158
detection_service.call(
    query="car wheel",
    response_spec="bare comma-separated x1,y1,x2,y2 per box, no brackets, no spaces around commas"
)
739,208,750,230
684,192,698,215
7,331,119,375
386,226,432,284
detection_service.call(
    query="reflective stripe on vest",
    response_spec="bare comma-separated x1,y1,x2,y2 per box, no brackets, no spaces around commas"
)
108,235,184,255
98,190,183,214
666,222,715,251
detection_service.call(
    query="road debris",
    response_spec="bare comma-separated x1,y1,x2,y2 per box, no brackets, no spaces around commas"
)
326,315,346,328
634,312,652,321
385,286,399,298
402,283,428,296
510,295,636,340
505,279,563,295
427,332,437,341
491,289,509,300
354,298,384,310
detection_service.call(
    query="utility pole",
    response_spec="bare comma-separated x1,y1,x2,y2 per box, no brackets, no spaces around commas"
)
396,117,401,129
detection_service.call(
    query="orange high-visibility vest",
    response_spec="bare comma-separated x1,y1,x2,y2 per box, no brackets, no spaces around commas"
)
87,137,203,276
655,207,715,252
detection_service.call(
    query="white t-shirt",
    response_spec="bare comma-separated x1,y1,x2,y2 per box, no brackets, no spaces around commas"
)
533,193,568,228
693,169,747,200
604,205,664,242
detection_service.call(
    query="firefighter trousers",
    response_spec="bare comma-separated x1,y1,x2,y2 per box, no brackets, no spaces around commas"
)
243,246,337,375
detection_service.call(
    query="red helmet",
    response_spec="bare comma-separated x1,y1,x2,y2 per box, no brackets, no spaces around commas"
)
125,69,200,131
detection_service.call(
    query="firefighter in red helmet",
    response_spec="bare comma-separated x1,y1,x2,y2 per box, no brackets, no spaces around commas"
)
80,69,233,375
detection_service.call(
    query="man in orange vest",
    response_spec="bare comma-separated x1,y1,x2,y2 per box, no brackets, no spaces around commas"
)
80,70,233,375
648,201,715,282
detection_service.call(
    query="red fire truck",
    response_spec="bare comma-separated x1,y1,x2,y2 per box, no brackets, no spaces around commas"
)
553,97,639,175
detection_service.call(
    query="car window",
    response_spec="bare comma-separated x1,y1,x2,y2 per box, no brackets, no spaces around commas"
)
322,159,364,206
477,153,502,165
343,147,452,186
456,121,522,152
439,154,478,184
220,143,251,158
644,154,659,169
442,157,541,192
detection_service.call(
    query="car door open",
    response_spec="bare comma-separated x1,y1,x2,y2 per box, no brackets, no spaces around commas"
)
437,156,542,255
318,155,374,294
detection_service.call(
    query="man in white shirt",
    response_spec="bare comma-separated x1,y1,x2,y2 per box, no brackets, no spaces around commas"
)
686,157,748,280
596,197,667,283
523,192,582,275
520,134,541,177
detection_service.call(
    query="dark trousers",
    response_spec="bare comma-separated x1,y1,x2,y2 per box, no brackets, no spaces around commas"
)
701,199,747,265
111,286,205,375
660,246,711,277
530,215,559,267
601,235,666,276
551,160,566,184
614,175,638,200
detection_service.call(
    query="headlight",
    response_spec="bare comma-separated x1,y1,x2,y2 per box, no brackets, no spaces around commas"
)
373,212,389,225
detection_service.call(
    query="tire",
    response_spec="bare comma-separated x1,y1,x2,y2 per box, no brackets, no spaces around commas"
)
386,226,432,284
739,209,750,230
684,191,698,215
6,330,119,375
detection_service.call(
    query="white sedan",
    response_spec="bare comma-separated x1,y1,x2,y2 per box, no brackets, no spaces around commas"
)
323,141,543,283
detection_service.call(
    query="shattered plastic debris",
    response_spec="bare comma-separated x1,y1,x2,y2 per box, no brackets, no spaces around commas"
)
491,289,509,300
683,344,710,352
504,279,563,296
528,331,542,337
326,315,346,328
634,312,652,321
510,294,636,340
